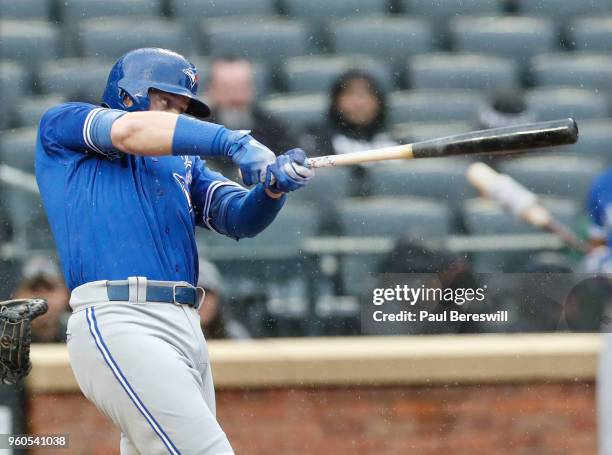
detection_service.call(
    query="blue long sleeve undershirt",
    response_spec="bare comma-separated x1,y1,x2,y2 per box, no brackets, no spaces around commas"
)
207,183,287,240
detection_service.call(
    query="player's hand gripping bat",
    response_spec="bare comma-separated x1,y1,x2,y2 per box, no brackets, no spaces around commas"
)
466,162,591,254
306,119,578,168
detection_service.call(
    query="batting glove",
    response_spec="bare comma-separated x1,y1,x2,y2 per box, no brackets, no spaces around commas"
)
264,148,315,194
226,130,277,186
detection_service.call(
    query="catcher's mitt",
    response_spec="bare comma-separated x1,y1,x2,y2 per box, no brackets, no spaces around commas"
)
0,298,48,384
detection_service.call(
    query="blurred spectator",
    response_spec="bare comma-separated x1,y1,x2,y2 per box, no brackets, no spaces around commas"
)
301,70,396,196
12,256,69,343
198,259,251,340
364,237,483,335
477,89,536,130
205,57,298,178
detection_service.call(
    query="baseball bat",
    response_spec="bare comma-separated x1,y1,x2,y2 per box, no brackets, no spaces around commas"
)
307,118,578,169
466,162,590,254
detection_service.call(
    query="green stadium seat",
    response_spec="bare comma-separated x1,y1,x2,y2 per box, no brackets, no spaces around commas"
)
526,88,610,121
499,156,604,203
450,16,556,69
0,20,60,65
388,89,485,125
339,196,451,295
171,0,278,53
283,55,394,93
80,18,186,59
61,0,163,55
39,58,114,104
260,94,327,132
330,16,433,71
566,120,612,162
15,95,66,129
409,53,520,91
0,61,27,129
0,129,52,251
571,17,612,53
531,53,612,94
0,0,52,19
340,196,451,238
462,196,579,271
368,158,477,207
516,0,610,21
392,121,473,143
0,128,38,173
202,17,308,67
282,0,390,49
401,0,503,46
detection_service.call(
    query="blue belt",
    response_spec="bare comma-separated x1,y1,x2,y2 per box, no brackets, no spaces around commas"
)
106,282,202,308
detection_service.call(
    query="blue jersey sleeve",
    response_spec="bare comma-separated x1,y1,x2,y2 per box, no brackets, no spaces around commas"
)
38,102,124,163
190,156,286,239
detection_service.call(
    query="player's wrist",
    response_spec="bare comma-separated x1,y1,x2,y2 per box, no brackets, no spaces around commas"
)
171,115,226,156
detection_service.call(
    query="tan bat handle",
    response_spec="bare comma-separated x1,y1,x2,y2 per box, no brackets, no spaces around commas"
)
306,144,414,169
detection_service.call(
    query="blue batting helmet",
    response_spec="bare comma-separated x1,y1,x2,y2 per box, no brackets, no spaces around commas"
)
101,48,210,118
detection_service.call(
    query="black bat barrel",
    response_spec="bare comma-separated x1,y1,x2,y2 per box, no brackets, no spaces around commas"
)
411,118,578,159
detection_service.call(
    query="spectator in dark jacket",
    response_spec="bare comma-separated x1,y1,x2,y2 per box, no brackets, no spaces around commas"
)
301,70,396,197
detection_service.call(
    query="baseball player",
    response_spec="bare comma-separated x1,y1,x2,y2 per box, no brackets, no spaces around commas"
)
35,48,314,454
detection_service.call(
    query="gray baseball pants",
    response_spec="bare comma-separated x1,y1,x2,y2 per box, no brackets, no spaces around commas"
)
66,279,234,454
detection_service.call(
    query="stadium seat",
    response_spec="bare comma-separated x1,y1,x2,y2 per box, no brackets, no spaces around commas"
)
202,17,308,67
283,55,394,93
401,0,503,46
171,0,278,53
0,0,51,19
531,53,612,94
0,128,38,173
516,0,610,22
61,0,163,55
339,196,451,295
80,18,186,59
408,53,520,91
0,20,60,65
570,17,612,53
566,120,612,162
462,196,579,272
498,156,604,202
0,61,26,129
526,88,610,121
368,159,477,206
39,58,114,104
15,95,66,129
389,89,485,125
392,121,473,143
62,0,162,21
289,167,352,209
199,203,318,252
172,0,276,19
450,16,556,69
329,16,433,71
340,196,451,238
282,0,389,49
261,94,327,132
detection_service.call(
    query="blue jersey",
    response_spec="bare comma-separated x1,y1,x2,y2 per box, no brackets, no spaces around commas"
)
587,167,612,246
36,103,285,290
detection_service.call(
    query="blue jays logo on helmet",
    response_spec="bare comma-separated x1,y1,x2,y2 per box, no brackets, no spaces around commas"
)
102,48,210,118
